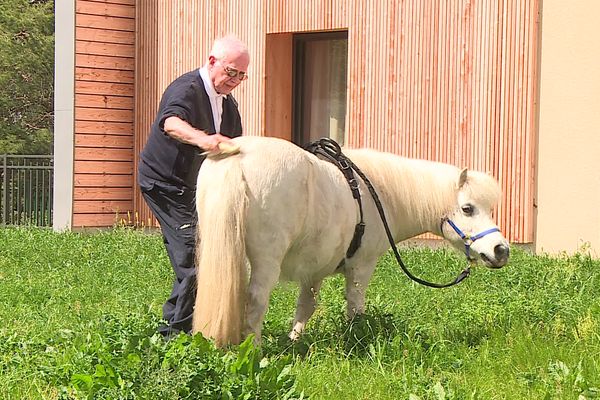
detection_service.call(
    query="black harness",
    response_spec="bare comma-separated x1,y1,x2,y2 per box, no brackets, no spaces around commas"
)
305,138,470,289
305,138,365,258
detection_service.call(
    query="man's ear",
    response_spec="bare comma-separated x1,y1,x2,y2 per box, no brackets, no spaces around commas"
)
458,168,468,189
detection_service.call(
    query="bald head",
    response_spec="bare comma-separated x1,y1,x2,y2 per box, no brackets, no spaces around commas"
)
210,34,249,61
206,34,250,95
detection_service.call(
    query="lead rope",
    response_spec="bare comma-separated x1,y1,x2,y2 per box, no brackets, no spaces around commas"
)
306,138,470,289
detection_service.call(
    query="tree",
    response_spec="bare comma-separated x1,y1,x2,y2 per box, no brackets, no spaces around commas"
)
0,0,54,155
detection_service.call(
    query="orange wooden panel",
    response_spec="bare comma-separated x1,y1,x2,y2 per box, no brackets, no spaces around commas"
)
267,0,349,32
76,54,134,70
265,33,293,140
75,160,132,174
76,107,133,123
76,94,134,109
75,133,134,148
76,13,135,32
76,120,133,135
74,173,133,188
72,213,133,228
76,67,134,84
76,1,135,18
76,27,134,45
71,0,137,228
76,80,133,96
74,187,132,201
102,0,135,5
75,147,132,162
74,200,133,213
76,40,134,58
342,0,538,242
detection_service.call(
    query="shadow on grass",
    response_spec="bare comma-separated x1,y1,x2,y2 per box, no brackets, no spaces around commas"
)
261,306,405,358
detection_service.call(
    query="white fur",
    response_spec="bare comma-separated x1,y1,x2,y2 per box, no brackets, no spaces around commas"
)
193,136,509,346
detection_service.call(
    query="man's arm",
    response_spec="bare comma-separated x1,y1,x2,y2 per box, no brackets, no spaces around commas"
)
163,116,232,152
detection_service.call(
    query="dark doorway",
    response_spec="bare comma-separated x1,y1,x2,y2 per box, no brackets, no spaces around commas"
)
293,31,348,147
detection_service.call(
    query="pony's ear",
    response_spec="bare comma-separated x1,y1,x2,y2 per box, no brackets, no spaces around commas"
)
458,168,468,189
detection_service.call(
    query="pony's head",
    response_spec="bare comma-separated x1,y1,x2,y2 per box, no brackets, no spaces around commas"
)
440,169,510,268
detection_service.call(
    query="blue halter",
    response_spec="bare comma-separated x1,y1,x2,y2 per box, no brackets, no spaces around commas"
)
441,218,500,259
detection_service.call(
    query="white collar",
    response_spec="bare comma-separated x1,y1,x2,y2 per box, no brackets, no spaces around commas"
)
199,67,227,100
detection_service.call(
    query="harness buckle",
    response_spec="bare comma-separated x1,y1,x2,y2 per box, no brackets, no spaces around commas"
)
338,158,350,170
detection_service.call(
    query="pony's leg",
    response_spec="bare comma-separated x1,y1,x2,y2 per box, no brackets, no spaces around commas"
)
344,260,377,318
289,281,322,341
244,258,281,345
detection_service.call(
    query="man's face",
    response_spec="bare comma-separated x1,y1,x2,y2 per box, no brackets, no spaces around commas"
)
208,51,250,95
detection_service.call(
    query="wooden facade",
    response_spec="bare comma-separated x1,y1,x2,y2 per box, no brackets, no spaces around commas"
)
69,0,540,244
73,0,135,227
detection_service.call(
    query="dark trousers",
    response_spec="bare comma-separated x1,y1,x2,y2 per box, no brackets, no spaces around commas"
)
141,184,197,336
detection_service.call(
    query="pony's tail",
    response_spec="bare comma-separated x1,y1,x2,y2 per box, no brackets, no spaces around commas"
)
192,157,248,347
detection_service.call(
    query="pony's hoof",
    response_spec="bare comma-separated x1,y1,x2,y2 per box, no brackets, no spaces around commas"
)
288,330,301,341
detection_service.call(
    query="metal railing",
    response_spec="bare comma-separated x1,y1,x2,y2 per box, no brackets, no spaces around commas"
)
1,155,53,226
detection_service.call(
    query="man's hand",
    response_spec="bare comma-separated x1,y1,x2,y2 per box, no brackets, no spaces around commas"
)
197,133,234,154
201,136,241,158
163,116,236,154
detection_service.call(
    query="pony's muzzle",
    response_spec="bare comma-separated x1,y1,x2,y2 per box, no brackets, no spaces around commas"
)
482,244,510,268
495,244,510,261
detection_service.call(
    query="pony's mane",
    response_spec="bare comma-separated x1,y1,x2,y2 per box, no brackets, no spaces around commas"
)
343,149,500,225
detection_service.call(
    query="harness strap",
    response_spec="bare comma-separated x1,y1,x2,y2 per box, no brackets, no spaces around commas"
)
305,139,365,258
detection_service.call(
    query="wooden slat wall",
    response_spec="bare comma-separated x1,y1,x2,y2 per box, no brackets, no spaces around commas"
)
131,0,538,242
73,0,135,227
346,0,538,242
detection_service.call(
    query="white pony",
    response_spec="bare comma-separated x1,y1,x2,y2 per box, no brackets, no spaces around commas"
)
193,136,509,347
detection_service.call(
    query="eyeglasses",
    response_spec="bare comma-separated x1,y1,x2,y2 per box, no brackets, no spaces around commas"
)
224,66,248,81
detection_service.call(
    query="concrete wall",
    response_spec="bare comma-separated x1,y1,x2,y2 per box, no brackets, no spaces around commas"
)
536,0,600,256
53,0,75,231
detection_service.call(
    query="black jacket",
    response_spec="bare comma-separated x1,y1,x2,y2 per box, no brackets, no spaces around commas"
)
138,69,242,191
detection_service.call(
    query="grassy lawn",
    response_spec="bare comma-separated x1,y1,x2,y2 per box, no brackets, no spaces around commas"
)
0,227,599,399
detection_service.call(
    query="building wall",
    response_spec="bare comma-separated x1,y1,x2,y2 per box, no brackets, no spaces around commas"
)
134,0,539,243
535,0,600,255
72,0,135,227
345,0,538,243
57,0,600,255
54,0,76,231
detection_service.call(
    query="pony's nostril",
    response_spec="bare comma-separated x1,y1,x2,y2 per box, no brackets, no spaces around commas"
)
494,244,510,260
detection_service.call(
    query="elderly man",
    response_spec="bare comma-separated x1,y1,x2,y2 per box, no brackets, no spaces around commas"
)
138,34,250,338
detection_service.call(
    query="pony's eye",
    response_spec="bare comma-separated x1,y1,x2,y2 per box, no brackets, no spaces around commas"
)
461,204,474,216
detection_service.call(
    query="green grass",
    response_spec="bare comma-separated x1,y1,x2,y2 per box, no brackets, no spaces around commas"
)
1,227,599,399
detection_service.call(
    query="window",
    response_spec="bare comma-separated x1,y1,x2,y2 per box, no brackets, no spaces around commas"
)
293,31,348,147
